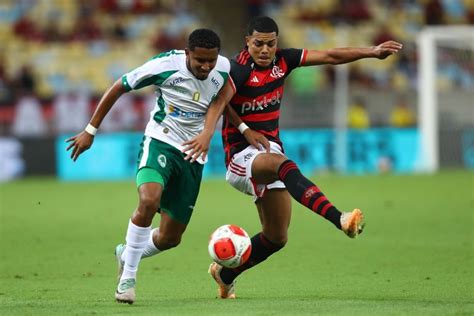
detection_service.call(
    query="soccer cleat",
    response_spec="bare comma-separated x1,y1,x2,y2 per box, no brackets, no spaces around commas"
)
115,278,136,304
340,208,365,238
115,244,125,282
208,262,236,299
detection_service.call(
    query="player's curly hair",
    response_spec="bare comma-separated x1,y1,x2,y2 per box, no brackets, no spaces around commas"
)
188,29,221,51
247,16,279,36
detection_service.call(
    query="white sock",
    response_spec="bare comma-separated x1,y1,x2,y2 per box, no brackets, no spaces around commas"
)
120,219,151,281
141,228,162,258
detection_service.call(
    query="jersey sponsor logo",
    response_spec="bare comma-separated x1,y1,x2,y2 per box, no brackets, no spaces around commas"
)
169,104,205,118
170,77,185,86
270,65,285,79
169,78,187,94
172,86,188,95
158,154,167,168
211,77,220,89
250,75,259,83
192,92,200,102
241,90,281,114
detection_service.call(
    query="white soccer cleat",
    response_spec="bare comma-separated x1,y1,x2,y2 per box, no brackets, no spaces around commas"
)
340,208,365,238
208,262,236,299
115,278,136,304
115,244,125,282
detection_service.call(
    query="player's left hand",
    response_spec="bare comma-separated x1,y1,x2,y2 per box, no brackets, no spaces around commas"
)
182,132,212,163
373,41,403,59
243,129,270,152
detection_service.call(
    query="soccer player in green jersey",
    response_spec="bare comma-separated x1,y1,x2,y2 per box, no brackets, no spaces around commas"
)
66,28,233,304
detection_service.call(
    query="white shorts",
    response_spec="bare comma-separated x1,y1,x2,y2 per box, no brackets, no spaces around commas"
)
225,141,286,198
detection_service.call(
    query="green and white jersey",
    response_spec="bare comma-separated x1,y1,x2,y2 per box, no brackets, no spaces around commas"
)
122,50,230,164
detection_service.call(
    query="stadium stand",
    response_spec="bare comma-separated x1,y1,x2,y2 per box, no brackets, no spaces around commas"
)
1,0,473,134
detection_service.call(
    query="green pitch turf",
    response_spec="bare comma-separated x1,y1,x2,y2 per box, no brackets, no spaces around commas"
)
0,171,472,315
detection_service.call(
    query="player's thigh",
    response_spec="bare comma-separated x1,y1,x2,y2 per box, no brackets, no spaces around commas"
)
136,137,177,210
136,136,176,190
251,153,287,184
226,142,286,197
256,189,292,245
137,180,163,211
160,159,203,225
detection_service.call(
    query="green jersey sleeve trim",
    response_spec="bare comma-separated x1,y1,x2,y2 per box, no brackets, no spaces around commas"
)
134,70,178,90
218,71,229,87
121,75,132,92
149,50,184,61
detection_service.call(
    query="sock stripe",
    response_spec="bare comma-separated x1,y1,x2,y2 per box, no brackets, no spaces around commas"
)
311,195,327,212
320,203,333,217
278,161,297,179
278,161,294,176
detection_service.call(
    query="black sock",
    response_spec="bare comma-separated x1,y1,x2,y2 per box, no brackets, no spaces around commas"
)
220,232,283,284
278,160,342,229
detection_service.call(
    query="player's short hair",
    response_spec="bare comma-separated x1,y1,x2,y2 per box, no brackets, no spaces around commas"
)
247,16,279,36
188,29,221,51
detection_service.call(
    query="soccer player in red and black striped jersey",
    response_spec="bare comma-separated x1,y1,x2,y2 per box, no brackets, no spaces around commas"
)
186,16,402,299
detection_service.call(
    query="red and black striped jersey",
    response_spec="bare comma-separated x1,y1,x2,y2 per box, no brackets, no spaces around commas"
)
222,48,308,165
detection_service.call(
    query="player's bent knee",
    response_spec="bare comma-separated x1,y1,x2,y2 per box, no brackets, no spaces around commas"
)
138,194,160,212
253,153,288,182
261,153,287,168
156,236,181,250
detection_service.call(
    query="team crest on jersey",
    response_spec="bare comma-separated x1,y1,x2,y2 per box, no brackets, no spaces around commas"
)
270,65,285,79
158,154,167,168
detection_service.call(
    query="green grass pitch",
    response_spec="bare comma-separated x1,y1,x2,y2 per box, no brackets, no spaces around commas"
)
0,171,473,315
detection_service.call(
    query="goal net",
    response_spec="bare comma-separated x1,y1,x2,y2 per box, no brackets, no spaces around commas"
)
417,26,474,172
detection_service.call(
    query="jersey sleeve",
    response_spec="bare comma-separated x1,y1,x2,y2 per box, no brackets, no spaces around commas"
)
229,60,250,93
215,55,231,91
121,53,177,91
280,48,307,72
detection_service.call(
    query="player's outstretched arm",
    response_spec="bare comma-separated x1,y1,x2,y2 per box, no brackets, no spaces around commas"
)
303,40,403,66
66,79,126,161
183,80,235,162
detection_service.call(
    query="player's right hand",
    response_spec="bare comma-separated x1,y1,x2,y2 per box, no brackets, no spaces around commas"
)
373,40,403,59
66,131,94,161
243,129,270,153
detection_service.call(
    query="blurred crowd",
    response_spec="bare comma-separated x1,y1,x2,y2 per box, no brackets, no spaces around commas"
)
274,0,473,91
0,0,473,136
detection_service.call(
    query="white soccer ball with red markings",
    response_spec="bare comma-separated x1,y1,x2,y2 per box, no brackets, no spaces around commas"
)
208,224,252,268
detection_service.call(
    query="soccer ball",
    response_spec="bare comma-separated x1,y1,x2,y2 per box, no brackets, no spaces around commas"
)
208,224,252,268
